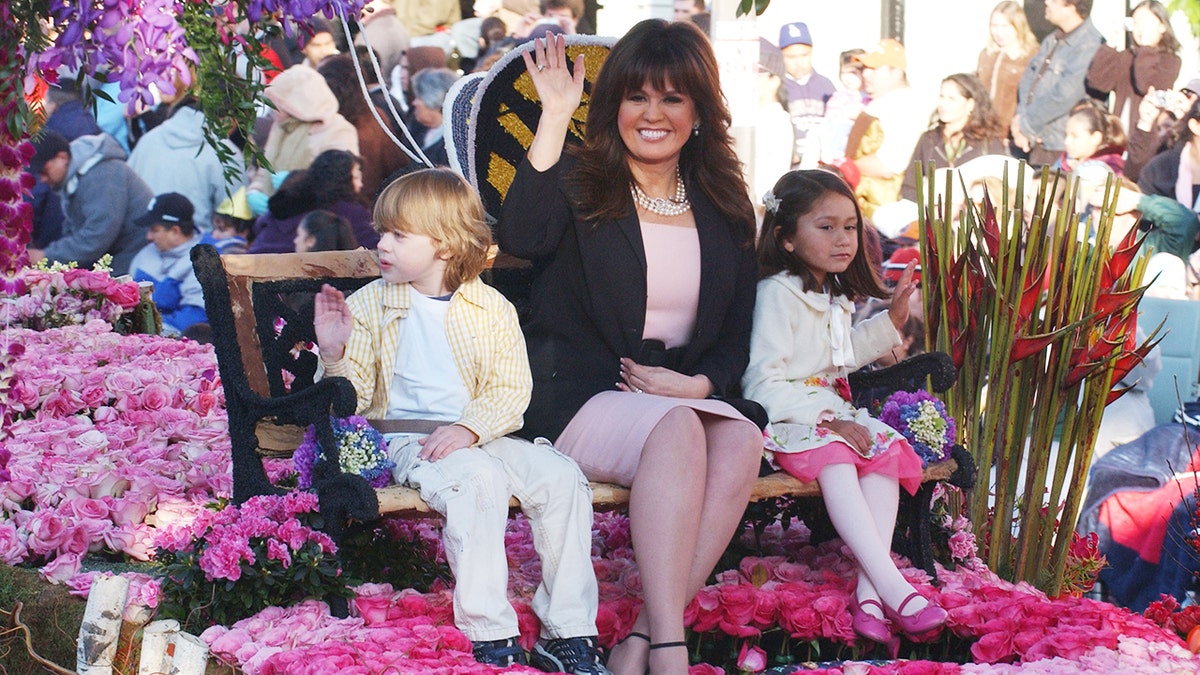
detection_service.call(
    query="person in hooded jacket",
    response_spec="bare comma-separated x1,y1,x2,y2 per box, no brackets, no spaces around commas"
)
27,131,154,276
127,97,246,234
245,65,359,215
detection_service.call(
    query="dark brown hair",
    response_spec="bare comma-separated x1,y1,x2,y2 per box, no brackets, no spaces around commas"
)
1069,98,1127,152
935,73,1006,142
756,169,889,300
567,19,754,245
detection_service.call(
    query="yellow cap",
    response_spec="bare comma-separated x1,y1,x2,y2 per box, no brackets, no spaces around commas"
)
216,187,253,221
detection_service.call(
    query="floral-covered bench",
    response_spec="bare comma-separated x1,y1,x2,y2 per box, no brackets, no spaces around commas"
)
192,245,974,578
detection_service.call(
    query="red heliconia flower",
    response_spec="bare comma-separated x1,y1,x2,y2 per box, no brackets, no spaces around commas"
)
1009,330,1060,363
978,191,1001,262
1107,384,1133,405
1106,337,1161,392
1017,264,1048,324
1100,226,1145,290
1091,286,1146,323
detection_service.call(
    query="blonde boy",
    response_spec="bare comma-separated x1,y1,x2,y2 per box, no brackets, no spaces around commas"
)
314,169,608,673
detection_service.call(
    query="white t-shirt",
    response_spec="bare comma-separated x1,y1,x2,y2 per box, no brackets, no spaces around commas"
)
863,85,926,177
386,291,470,421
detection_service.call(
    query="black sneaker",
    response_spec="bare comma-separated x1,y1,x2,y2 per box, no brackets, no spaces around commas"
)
530,636,612,674
472,637,528,667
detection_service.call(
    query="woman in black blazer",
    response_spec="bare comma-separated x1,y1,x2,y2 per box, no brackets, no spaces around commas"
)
497,21,764,675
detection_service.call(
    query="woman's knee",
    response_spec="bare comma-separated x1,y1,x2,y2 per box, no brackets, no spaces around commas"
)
646,407,707,456
708,419,763,463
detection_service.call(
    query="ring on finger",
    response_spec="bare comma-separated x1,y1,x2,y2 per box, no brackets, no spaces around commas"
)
537,64,546,72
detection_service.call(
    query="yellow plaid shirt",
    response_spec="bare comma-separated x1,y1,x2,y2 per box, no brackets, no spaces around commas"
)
319,277,532,445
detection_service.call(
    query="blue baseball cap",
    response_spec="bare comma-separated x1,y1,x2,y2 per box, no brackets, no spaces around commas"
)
779,22,812,49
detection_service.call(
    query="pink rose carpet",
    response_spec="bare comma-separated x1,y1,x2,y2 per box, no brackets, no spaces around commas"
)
3,320,1200,673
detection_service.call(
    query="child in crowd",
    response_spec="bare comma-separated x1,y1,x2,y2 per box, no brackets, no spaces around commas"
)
313,169,609,674
742,170,947,644
200,187,254,255
129,192,208,335
1057,101,1127,175
294,210,358,253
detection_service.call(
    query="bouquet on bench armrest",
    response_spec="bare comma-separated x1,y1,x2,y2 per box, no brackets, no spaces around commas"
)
295,416,394,489
878,390,956,467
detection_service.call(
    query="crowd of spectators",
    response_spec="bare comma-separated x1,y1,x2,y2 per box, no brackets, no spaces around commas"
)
22,0,1200,434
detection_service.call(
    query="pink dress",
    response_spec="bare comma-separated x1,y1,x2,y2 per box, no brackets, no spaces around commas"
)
554,221,751,486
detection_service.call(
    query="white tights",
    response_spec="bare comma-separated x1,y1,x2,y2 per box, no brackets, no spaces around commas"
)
816,459,928,618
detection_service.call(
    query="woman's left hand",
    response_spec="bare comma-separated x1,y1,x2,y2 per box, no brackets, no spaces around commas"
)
889,259,918,331
618,358,713,399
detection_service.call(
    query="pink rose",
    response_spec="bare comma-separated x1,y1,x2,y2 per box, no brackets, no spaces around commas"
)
140,383,172,411
716,583,760,637
40,551,82,584
0,521,29,565
10,379,39,410
24,511,69,557
352,594,393,626
105,280,142,308
751,590,779,629
106,370,138,393
79,384,110,409
41,389,85,417
63,496,111,522
779,604,822,641
688,665,725,675
971,631,1016,664
736,642,767,672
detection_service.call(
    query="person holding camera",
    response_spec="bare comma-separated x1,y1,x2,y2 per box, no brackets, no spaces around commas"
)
1086,0,1181,181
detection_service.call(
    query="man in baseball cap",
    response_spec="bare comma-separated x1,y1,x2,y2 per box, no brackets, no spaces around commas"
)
27,131,154,275
129,193,208,335
844,39,924,215
777,21,834,168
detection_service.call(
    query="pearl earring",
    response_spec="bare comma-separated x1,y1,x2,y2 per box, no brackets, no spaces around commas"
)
692,123,700,137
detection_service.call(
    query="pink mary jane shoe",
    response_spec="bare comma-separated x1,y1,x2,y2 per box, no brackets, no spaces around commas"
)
851,597,893,643
884,591,948,636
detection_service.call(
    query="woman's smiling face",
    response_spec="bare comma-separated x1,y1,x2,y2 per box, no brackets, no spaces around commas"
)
616,79,698,169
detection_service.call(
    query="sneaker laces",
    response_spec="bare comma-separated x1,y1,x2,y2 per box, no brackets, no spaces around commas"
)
532,636,611,675
472,637,527,667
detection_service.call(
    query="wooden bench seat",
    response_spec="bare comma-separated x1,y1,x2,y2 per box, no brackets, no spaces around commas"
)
376,459,960,515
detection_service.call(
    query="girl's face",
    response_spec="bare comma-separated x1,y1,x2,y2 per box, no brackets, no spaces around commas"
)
936,81,974,129
989,12,1017,49
778,192,859,288
839,67,862,92
617,79,698,169
1131,6,1166,48
1063,115,1103,161
294,224,315,253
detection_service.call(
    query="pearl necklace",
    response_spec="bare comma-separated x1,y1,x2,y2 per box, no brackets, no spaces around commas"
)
631,170,691,217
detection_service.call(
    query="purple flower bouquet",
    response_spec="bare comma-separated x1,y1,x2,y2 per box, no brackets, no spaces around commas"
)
878,390,957,466
294,416,394,489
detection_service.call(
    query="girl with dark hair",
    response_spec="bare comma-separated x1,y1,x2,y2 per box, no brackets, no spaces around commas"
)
496,22,762,675
248,150,380,253
294,210,358,253
901,73,1008,201
1056,99,1127,174
744,169,945,644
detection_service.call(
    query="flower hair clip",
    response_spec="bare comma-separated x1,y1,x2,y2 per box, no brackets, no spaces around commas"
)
762,191,781,214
